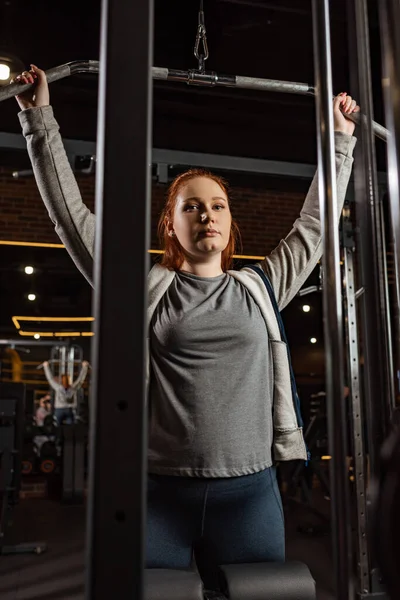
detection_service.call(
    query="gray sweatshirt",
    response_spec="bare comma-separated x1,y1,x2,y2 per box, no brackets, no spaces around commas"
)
19,106,356,464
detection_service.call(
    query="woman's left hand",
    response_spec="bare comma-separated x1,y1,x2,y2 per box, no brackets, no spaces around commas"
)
333,93,360,136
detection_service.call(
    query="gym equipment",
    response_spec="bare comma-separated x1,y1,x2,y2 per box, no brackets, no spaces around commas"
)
48,344,83,387
219,561,316,600
21,458,34,475
61,422,86,504
23,415,36,437
21,441,37,475
0,59,387,141
142,561,316,600
286,406,331,524
39,458,56,475
3,0,396,596
22,414,87,502
144,569,203,600
0,382,47,555
371,421,400,600
43,413,58,435
38,440,58,474
379,0,400,396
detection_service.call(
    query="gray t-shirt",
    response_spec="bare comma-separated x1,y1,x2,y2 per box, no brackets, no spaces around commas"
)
148,270,273,477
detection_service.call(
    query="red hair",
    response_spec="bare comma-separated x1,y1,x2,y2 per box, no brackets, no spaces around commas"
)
158,169,241,271
61,374,70,389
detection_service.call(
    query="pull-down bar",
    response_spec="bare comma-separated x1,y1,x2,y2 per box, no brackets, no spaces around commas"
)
0,60,389,142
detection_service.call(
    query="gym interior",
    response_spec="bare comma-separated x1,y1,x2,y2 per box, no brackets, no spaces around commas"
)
0,1,399,599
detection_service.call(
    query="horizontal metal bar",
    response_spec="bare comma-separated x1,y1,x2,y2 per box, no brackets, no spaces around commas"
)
0,131,316,177
0,60,388,142
1,132,390,184
153,148,317,177
0,338,63,347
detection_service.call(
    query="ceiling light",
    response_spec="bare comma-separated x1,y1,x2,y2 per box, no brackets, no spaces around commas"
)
0,63,10,81
310,337,317,344
34,333,40,340
0,53,25,86
302,304,311,313
24,266,34,275
27,294,36,301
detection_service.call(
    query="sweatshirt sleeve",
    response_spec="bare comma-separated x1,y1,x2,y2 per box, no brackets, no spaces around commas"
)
257,131,357,310
70,364,89,390
18,105,95,286
43,363,62,392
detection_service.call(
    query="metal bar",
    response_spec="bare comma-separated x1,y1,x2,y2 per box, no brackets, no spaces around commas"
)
0,60,388,141
311,1,352,599
378,0,400,414
0,130,387,182
379,192,398,404
153,148,316,178
0,137,316,179
342,211,370,595
347,0,394,484
85,0,153,599
0,339,60,347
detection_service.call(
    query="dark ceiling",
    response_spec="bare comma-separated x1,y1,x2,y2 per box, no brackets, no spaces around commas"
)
0,0,386,166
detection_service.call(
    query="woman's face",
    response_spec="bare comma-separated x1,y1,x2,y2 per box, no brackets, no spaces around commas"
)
170,177,232,261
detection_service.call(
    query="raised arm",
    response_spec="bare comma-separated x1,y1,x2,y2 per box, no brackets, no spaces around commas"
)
43,362,63,392
257,93,358,310
70,361,89,391
14,65,95,286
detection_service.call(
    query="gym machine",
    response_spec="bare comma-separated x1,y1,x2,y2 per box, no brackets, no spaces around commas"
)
371,1,400,595
0,67,389,147
0,382,47,555
23,416,87,504
1,0,398,597
43,343,88,416
144,562,316,600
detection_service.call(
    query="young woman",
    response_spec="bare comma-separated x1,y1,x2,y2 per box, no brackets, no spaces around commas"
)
14,65,358,584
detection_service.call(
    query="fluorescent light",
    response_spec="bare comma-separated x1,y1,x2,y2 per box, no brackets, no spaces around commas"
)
302,304,311,313
310,337,317,344
27,294,36,301
0,63,10,81
12,316,95,338
24,266,34,275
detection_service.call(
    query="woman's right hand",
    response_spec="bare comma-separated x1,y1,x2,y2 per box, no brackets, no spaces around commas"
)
12,64,50,111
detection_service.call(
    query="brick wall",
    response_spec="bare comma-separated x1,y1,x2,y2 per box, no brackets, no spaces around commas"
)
0,166,305,255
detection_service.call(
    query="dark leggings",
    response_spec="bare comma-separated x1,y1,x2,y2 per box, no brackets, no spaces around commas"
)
146,466,285,588
54,407,75,425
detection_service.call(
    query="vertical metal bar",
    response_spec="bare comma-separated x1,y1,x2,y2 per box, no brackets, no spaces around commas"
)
68,346,75,384
60,346,66,377
311,1,352,599
85,0,153,598
342,208,370,595
347,0,394,484
354,0,396,422
379,0,400,408
378,192,396,411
